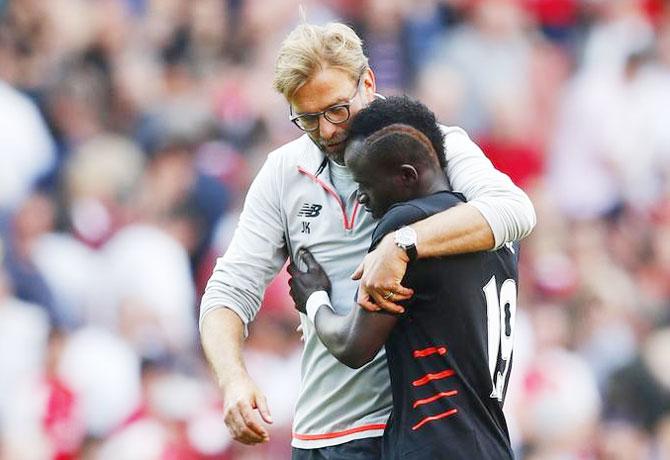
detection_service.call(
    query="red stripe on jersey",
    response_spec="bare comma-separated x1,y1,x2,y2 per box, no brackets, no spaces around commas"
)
293,423,387,441
412,408,459,431
412,369,455,387
413,346,447,358
412,390,458,408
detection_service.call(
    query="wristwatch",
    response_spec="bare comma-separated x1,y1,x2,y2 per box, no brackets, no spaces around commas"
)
394,226,418,262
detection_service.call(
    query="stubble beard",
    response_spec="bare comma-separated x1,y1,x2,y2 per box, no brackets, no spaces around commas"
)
310,134,348,165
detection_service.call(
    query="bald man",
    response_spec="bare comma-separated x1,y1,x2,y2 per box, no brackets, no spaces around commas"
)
288,97,518,459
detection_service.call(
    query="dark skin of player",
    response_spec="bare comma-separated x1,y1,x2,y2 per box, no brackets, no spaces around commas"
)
288,132,450,368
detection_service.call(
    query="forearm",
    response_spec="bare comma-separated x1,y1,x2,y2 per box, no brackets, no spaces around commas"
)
312,301,394,369
468,191,536,248
412,203,494,258
442,126,536,248
201,307,273,444
312,307,362,367
201,308,249,387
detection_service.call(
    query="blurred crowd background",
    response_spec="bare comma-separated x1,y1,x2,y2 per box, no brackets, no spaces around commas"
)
1,0,670,458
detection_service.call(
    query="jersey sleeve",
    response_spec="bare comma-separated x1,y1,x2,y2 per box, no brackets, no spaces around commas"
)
370,204,429,251
442,126,536,249
199,151,288,333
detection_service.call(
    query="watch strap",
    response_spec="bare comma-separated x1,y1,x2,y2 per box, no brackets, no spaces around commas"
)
404,244,417,262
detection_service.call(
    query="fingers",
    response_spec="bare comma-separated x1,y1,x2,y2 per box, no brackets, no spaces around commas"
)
224,401,269,444
255,394,273,424
287,262,298,276
375,289,413,313
366,284,414,314
351,260,365,280
357,290,380,312
239,403,268,439
223,385,274,445
371,293,406,314
288,280,296,302
388,284,414,298
298,249,321,271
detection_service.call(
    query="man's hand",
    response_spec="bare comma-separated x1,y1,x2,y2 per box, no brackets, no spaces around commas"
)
222,374,273,444
352,233,413,314
288,249,332,313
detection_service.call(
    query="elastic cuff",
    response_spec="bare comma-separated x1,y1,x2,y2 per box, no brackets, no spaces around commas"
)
465,200,504,250
306,291,333,323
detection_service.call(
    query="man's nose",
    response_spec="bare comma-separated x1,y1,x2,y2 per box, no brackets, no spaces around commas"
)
319,116,338,140
356,191,368,204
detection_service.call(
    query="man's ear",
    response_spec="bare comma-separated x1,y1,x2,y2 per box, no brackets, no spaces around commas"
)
399,164,419,186
362,67,377,102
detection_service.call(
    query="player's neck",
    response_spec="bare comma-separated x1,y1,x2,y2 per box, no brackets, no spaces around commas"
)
422,170,450,196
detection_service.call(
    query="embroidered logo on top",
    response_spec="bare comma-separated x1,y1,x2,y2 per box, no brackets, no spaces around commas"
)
297,203,323,218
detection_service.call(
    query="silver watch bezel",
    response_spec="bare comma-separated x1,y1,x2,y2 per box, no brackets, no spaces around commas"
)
394,226,417,249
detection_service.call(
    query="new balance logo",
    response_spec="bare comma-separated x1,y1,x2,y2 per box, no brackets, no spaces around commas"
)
297,203,322,218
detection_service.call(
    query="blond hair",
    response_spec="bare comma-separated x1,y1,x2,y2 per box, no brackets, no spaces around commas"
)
273,22,369,100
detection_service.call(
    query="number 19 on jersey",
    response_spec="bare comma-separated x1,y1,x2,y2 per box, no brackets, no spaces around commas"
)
483,276,517,402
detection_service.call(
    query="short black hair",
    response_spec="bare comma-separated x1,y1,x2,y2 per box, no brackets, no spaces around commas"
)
348,95,446,168
359,124,440,172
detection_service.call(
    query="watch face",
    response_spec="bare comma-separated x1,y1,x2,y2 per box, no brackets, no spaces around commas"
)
396,227,417,247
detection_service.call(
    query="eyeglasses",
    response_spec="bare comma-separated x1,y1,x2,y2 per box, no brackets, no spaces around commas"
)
289,77,362,132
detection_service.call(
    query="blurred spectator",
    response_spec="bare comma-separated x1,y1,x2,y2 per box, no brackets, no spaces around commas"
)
31,232,104,330
62,134,144,247
137,129,230,273
103,222,196,361
600,325,670,457
359,0,413,93
476,95,544,190
424,0,534,136
42,329,86,460
0,192,58,323
515,349,601,458
98,359,215,459
522,0,579,45
0,263,50,429
57,327,141,438
0,80,56,211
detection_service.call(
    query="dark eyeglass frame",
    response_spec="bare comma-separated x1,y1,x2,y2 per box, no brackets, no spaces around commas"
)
289,76,363,132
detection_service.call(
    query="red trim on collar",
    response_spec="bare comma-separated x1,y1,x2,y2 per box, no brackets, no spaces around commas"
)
298,166,361,231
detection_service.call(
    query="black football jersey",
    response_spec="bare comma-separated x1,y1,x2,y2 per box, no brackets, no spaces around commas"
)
371,192,518,460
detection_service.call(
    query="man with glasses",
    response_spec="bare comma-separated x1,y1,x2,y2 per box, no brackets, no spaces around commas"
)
200,22,535,459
